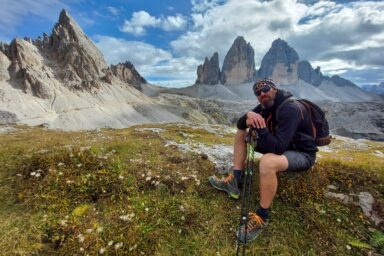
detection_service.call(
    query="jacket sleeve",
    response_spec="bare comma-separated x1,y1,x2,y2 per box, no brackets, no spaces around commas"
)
255,103,301,155
236,106,259,130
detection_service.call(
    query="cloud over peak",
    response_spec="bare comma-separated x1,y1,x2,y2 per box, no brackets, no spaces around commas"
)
120,11,187,36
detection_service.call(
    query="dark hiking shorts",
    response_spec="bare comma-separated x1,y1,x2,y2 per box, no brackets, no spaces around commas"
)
283,151,316,172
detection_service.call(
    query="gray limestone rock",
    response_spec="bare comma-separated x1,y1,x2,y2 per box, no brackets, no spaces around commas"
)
108,61,147,91
220,36,255,85
298,60,323,86
257,38,299,79
7,38,54,98
50,9,108,89
196,52,220,85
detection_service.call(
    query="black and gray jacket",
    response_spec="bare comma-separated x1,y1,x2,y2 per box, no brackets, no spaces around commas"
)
237,89,318,155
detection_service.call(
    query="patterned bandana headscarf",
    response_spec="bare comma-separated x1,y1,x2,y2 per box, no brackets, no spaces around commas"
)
253,78,277,96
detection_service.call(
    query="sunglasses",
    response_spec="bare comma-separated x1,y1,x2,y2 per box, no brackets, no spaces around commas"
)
255,84,272,96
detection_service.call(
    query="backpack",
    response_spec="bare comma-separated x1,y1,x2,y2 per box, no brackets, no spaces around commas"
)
276,98,332,146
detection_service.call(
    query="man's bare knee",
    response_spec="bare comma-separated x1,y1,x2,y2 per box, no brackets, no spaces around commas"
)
259,153,288,174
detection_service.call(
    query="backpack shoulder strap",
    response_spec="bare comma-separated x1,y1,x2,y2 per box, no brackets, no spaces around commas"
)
276,97,299,121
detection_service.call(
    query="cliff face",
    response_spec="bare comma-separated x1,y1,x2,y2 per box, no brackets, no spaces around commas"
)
257,38,299,85
196,52,220,85
220,36,256,85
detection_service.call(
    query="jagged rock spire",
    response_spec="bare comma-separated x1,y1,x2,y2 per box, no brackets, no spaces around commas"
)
196,52,220,85
50,9,108,88
257,38,299,79
220,36,255,85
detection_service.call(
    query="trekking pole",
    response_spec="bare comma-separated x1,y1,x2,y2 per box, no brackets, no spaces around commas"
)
236,128,258,256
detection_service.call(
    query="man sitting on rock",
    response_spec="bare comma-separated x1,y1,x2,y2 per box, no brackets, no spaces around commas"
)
209,78,318,243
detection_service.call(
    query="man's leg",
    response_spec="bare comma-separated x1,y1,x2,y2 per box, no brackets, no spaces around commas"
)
233,129,247,170
208,129,247,199
236,153,289,243
258,153,289,209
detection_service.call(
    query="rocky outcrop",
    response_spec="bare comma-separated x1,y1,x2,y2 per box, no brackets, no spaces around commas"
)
297,60,323,86
196,52,220,85
7,38,55,98
49,9,108,89
0,50,10,81
220,36,255,85
107,61,146,91
257,38,299,85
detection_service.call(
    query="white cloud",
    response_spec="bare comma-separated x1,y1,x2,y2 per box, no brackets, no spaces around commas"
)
94,35,172,65
0,0,68,36
191,0,224,13
93,35,198,85
107,6,120,16
120,11,187,36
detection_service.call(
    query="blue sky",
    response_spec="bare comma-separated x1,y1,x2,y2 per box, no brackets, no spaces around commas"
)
0,0,383,87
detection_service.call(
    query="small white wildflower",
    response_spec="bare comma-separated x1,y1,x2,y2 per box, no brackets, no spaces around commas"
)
180,190,184,193
77,163,82,168
99,247,106,254
181,216,185,221
129,243,138,251
35,173,41,177
17,173,22,177
114,242,123,250
119,215,132,222
155,181,160,186
179,205,185,211
178,229,182,234
141,174,145,177
196,180,201,186
58,171,63,175
78,234,85,243
145,208,149,212
57,162,64,167
30,172,36,176
346,245,351,250
59,219,67,226
86,228,93,234
118,175,124,180
80,247,84,252
108,240,114,246
97,227,103,233
337,218,341,223
145,176,151,181
181,176,188,181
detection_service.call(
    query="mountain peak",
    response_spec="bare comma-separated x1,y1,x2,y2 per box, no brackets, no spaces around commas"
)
58,9,71,24
220,36,255,84
257,38,300,84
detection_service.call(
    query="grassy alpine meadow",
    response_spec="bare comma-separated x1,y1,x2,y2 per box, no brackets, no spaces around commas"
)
0,124,383,255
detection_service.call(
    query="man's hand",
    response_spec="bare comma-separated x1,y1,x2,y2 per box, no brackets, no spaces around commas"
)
246,112,266,129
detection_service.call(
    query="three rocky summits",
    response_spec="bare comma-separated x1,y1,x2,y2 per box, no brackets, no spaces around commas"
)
196,36,362,89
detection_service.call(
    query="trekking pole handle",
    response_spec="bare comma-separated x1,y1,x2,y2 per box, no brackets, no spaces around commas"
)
246,128,258,145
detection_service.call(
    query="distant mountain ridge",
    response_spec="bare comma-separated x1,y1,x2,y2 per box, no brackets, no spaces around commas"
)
194,36,378,102
361,82,384,96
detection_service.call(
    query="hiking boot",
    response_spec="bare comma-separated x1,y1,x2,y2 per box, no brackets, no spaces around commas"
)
208,173,240,199
236,212,268,244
